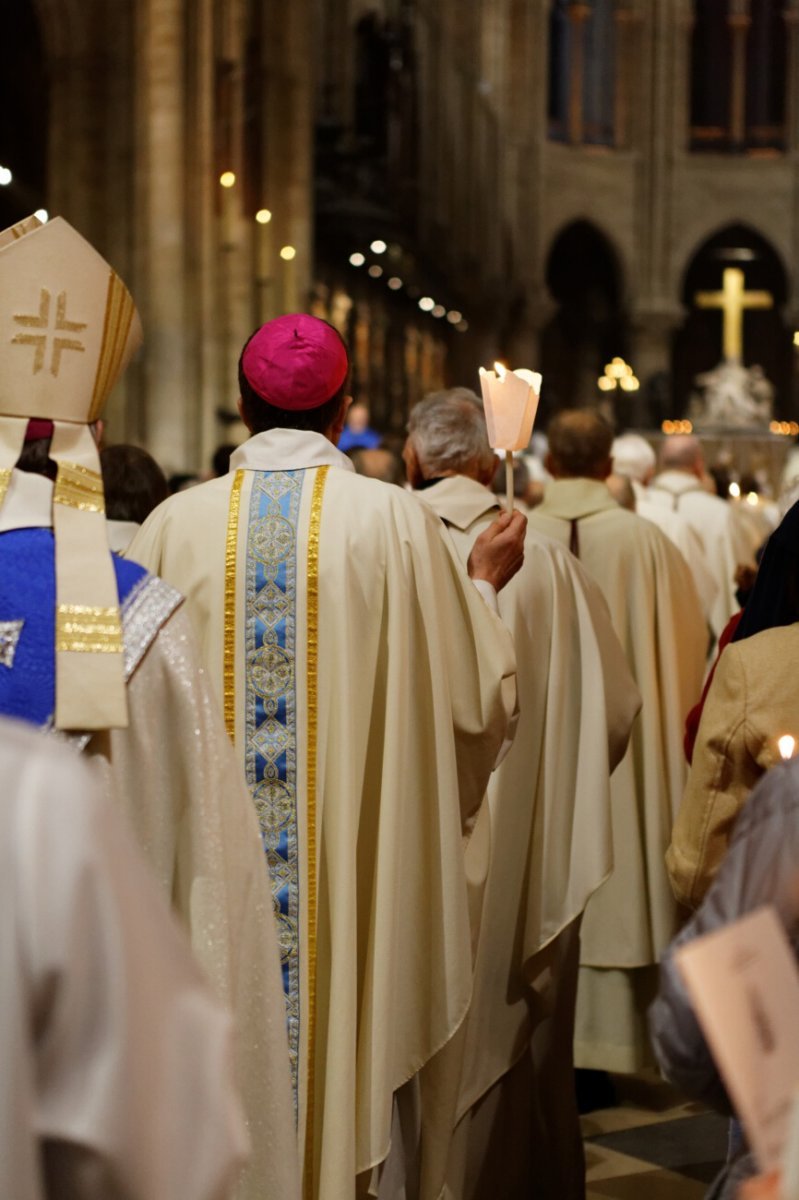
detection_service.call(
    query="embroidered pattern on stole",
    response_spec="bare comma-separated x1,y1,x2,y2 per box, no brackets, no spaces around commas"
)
244,470,302,1110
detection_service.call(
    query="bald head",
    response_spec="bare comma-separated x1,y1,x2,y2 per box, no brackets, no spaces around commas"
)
546,409,614,480
660,435,704,475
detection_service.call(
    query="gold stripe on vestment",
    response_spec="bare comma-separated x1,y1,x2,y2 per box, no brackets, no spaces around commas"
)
303,464,328,1200
89,270,135,421
223,470,244,743
0,467,12,508
56,603,123,654
53,461,105,513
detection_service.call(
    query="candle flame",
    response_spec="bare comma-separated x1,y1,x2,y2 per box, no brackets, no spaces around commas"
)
779,735,797,761
494,361,507,380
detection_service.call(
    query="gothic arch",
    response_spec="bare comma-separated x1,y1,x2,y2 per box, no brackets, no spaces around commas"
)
690,0,787,151
672,223,791,414
548,0,616,146
539,219,629,420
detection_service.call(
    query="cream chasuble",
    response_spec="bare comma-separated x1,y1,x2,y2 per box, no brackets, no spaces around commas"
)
129,429,518,1200
419,476,640,1197
529,479,707,1073
0,718,249,1200
647,470,753,640
3,474,299,1200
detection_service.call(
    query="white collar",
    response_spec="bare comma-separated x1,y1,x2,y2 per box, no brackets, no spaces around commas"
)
0,470,54,532
230,429,355,474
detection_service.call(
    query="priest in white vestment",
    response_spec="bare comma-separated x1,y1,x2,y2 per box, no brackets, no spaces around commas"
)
0,215,299,1200
528,411,707,1075
612,433,719,630
0,716,249,1200
129,315,524,1200
648,435,753,640
404,390,642,1198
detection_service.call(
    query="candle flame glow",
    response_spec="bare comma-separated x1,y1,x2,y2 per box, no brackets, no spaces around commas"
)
494,361,507,380
779,735,797,760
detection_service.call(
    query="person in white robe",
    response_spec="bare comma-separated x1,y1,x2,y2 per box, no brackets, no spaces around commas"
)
0,215,299,1200
648,435,753,639
128,315,524,1200
612,433,719,630
0,716,249,1200
404,389,642,1198
528,410,707,1075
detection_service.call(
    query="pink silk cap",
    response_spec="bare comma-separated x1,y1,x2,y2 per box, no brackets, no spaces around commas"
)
241,314,349,411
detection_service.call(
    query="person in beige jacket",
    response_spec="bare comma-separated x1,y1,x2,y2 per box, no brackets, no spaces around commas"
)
668,499,799,909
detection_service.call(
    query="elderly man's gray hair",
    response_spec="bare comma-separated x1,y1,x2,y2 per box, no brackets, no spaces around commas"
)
408,388,496,477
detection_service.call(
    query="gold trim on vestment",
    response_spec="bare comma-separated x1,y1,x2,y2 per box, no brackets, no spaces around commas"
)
303,465,328,1199
89,270,136,421
224,470,245,742
53,460,105,513
56,603,123,654
0,467,11,508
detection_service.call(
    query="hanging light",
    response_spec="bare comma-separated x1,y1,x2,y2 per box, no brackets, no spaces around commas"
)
219,171,236,188
349,252,366,267
280,245,296,261
255,208,272,224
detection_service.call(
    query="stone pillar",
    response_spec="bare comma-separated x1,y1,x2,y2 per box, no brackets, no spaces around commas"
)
785,3,799,152
135,0,192,473
567,3,592,146
728,3,751,149
613,4,638,149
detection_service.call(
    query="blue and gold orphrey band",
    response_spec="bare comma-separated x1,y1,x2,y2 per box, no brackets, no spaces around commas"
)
244,469,303,1111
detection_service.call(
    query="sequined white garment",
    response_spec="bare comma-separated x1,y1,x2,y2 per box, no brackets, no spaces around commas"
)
0,717,248,1200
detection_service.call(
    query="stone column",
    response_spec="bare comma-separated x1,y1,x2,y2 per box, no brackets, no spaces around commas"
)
728,3,751,149
567,3,592,146
613,3,638,150
785,3,799,152
135,0,192,473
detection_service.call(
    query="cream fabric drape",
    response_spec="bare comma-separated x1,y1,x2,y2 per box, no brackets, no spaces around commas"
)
129,429,518,1200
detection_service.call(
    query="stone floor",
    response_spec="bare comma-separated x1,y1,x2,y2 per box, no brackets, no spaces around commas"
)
581,1073,729,1199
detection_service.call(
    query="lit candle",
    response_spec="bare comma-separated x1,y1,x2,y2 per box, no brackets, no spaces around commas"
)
479,361,542,512
779,735,797,761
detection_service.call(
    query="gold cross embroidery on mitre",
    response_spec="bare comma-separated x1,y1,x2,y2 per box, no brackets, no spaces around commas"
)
694,267,772,364
12,288,87,376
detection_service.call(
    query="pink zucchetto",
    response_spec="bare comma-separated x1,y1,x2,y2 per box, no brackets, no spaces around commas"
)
241,314,349,411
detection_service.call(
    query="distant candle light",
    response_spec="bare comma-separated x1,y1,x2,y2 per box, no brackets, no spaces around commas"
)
349,252,365,267
370,239,387,254
447,310,463,324
729,481,741,498
0,166,12,186
779,735,797,760
280,245,296,261
368,264,383,278
432,304,446,318
255,208,272,224
387,276,403,290
219,171,236,188
418,296,435,312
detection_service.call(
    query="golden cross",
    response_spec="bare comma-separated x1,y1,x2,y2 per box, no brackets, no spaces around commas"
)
695,267,772,363
12,288,87,376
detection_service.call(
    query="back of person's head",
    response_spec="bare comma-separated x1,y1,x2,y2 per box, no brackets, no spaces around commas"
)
100,444,168,524
211,443,237,478
546,409,614,479
407,388,496,481
606,473,637,511
348,447,405,486
237,314,350,436
660,435,703,473
612,433,656,484
733,497,799,642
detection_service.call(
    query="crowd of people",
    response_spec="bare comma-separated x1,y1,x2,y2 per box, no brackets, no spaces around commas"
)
2,211,799,1200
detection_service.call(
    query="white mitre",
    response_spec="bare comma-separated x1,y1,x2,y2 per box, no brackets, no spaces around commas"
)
0,214,142,730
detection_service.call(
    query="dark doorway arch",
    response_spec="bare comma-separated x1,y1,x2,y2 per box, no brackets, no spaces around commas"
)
0,0,48,227
672,225,791,416
540,220,627,424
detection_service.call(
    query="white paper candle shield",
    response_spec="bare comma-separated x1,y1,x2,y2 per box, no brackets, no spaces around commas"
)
479,363,542,452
